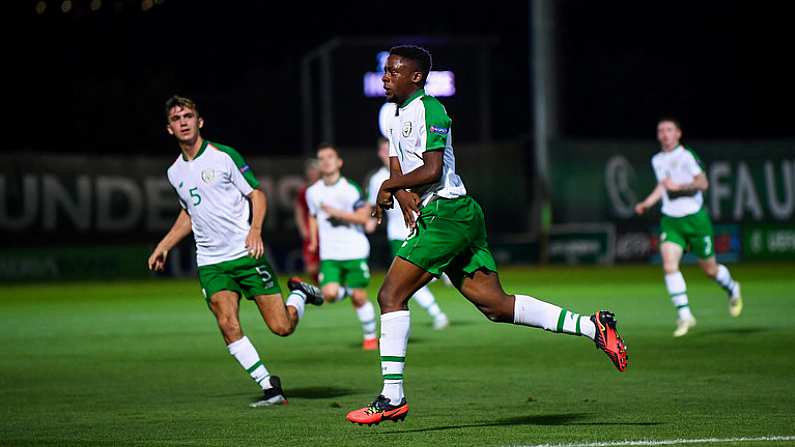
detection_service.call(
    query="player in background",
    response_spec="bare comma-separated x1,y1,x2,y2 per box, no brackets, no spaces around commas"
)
148,95,324,407
365,137,449,330
635,118,742,337
294,158,321,284
346,45,628,426
306,143,379,350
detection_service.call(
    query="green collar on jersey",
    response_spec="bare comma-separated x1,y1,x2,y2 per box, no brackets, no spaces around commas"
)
400,88,425,108
182,139,208,161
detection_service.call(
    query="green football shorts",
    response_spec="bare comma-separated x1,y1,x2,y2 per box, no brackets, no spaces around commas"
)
319,259,371,288
660,207,715,259
396,195,497,284
389,239,403,258
197,255,282,303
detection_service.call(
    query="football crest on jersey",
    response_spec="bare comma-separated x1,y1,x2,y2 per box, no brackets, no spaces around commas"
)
201,168,216,183
402,121,412,137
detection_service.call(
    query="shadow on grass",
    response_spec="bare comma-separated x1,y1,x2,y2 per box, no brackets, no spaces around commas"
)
375,413,662,434
696,327,767,337
287,386,356,399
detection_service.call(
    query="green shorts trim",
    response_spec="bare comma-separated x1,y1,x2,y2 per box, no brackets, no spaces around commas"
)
396,195,497,283
660,207,715,259
319,259,370,288
197,255,282,302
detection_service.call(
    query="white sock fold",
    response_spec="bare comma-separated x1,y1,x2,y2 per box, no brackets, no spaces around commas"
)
335,287,349,302
665,271,693,320
513,295,595,339
380,310,410,405
286,291,305,319
356,300,377,340
227,336,272,390
715,264,737,296
412,286,442,318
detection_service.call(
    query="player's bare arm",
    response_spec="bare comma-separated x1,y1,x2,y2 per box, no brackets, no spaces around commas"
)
307,215,319,253
377,151,441,227
245,189,267,259
662,172,708,193
380,151,442,193
321,203,372,225
635,183,665,215
148,209,192,271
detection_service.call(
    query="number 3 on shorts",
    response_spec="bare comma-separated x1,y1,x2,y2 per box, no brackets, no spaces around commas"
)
703,236,712,257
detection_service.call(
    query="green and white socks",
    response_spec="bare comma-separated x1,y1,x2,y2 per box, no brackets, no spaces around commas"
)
379,310,410,405
228,336,272,390
356,301,378,340
715,264,739,297
412,286,445,320
335,287,352,302
285,291,306,319
513,295,596,339
665,271,693,320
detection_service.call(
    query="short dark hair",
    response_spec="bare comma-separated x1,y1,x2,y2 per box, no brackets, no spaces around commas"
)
389,45,432,84
658,116,681,130
165,95,199,121
316,142,339,155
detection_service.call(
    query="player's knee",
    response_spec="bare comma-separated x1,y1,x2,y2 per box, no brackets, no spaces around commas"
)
377,287,401,312
478,297,513,323
322,284,338,302
270,322,294,337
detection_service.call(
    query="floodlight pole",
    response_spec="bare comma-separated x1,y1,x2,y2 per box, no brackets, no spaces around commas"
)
531,0,557,263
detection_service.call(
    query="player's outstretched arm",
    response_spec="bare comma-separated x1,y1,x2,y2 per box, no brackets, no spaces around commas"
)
246,189,267,259
321,203,372,225
635,183,665,215
148,209,192,271
663,172,708,194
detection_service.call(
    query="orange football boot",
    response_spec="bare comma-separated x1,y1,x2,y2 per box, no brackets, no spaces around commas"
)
347,395,408,426
362,337,378,351
591,310,629,372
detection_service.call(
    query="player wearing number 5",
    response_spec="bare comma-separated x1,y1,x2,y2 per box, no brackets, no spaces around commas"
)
148,95,324,407
635,118,742,337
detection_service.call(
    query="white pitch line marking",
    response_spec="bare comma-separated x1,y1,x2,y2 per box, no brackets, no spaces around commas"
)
514,435,795,447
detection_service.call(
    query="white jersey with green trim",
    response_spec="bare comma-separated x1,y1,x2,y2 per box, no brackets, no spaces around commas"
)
367,166,409,241
167,140,260,267
651,145,704,217
306,176,370,261
386,89,466,206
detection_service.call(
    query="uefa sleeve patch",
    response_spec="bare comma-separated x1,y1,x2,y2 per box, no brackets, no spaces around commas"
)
429,126,449,135
239,164,251,174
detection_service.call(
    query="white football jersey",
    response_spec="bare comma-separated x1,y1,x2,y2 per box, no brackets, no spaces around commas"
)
367,166,410,241
385,89,466,206
167,140,260,267
651,145,705,217
306,176,370,260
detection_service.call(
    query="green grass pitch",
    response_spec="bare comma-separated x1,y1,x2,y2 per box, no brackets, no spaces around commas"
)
1,263,793,446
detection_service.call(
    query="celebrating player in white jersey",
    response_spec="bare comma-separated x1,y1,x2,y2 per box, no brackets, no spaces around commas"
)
365,137,449,330
635,117,742,337
306,143,379,350
147,95,323,407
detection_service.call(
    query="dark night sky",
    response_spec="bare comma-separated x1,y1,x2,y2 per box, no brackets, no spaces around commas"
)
8,0,795,156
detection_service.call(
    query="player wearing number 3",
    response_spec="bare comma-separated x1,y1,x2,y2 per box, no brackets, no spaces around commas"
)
148,95,324,407
635,117,743,337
